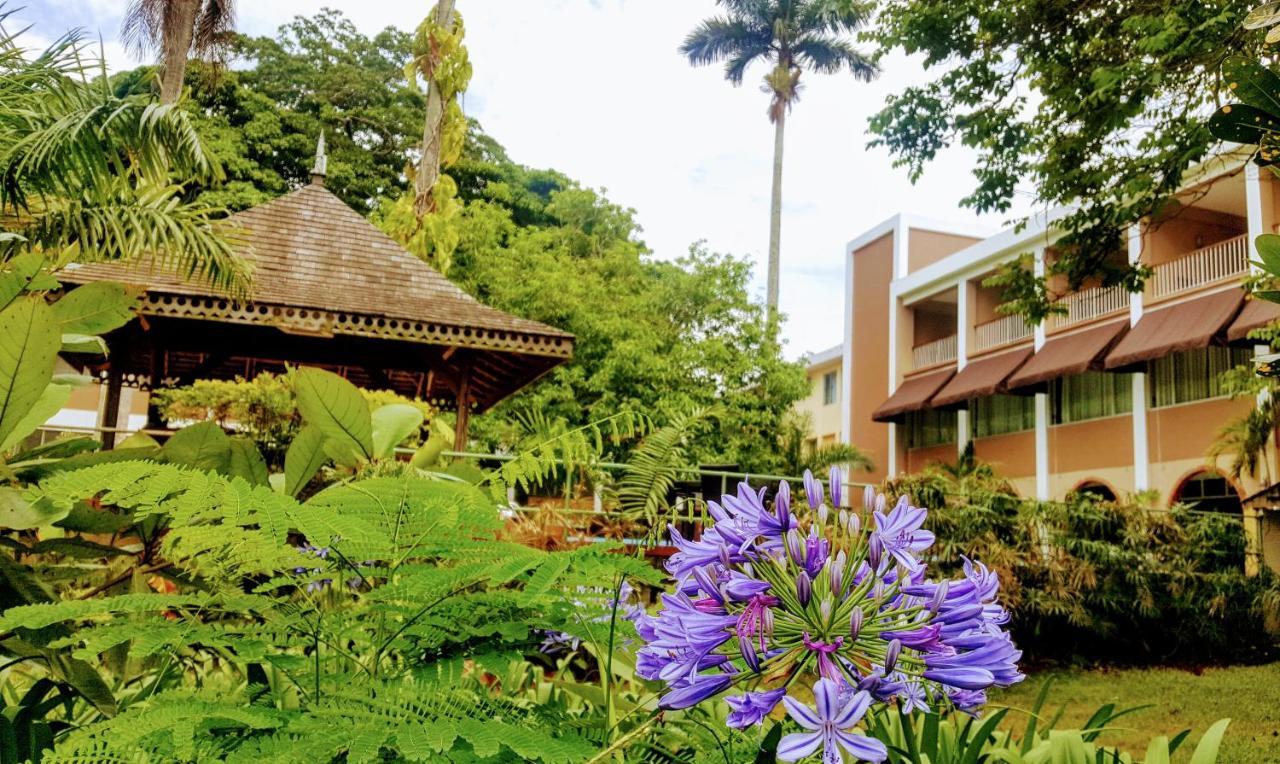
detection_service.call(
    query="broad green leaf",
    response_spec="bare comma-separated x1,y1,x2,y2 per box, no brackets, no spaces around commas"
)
1207,103,1280,145
228,437,269,487
1253,290,1280,304
0,253,43,311
1144,736,1171,764
409,416,454,469
50,281,141,335
59,334,107,355
1245,1,1280,28
116,431,159,450
1222,56,1280,119
284,425,328,497
1256,234,1280,277
1187,719,1230,764
371,403,425,458
0,382,74,454
293,368,373,461
753,722,782,763
162,421,232,472
0,489,66,530
0,297,60,450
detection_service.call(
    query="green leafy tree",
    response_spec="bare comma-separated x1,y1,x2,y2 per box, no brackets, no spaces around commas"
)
681,0,878,316
871,0,1253,319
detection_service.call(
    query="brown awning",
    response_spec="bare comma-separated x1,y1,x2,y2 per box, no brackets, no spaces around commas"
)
1006,319,1129,391
930,346,1033,408
1227,298,1280,343
871,367,955,423
1103,288,1244,370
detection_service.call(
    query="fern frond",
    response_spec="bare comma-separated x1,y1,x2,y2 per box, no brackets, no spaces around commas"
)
619,408,713,523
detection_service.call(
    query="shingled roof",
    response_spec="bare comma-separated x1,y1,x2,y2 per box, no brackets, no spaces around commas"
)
64,183,573,354
63,174,573,420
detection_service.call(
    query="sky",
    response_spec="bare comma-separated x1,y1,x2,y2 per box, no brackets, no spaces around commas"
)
21,0,1033,360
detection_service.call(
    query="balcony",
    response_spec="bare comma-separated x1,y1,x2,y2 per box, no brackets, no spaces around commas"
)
973,314,1032,352
1048,284,1129,329
1149,233,1248,299
911,334,957,369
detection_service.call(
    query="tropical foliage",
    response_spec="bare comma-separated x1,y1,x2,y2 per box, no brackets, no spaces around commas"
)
681,0,877,315
871,0,1254,319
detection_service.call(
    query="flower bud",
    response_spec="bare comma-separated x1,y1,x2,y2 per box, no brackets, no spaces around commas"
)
928,581,950,616
818,597,833,624
863,485,876,510
884,638,902,673
803,469,823,509
817,503,829,526
829,467,842,507
868,534,883,569
838,509,850,533
719,544,732,569
786,529,805,567
829,550,846,595
848,513,861,536
795,571,812,607
849,608,864,639
776,480,791,527
740,636,760,672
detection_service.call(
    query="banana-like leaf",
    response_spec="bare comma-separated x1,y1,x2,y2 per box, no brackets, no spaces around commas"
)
1187,719,1230,764
0,297,60,450
293,367,373,461
0,488,67,530
161,421,232,472
116,431,159,449
284,424,328,497
1222,56,1280,118
228,437,269,487
59,333,107,355
50,281,141,335
0,253,45,311
371,403,425,458
0,381,74,454
1256,234,1280,277
409,416,454,469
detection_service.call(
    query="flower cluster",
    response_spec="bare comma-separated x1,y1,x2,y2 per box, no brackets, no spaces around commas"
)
634,469,1022,763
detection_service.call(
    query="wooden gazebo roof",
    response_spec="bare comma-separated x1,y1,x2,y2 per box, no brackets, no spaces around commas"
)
63,171,573,432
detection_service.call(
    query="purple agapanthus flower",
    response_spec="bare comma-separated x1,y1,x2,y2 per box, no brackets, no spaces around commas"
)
778,679,887,763
725,687,786,728
636,478,1021,763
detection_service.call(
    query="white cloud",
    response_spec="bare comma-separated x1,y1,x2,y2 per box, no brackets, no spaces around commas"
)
23,0,1032,358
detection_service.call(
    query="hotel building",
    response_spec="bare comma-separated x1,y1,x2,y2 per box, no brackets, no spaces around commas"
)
829,153,1280,573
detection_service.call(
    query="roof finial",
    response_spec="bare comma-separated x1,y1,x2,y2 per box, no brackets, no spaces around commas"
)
310,131,328,185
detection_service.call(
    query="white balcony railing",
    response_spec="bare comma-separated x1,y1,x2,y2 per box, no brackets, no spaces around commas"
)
911,334,957,369
973,314,1033,351
1048,284,1130,329
1149,233,1248,299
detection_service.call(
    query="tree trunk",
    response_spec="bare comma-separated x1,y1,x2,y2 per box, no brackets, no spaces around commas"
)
767,108,786,316
415,0,459,216
158,0,199,104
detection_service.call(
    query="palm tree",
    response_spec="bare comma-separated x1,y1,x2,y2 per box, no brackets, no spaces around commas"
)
0,22,246,290
1209,394,1278,485
122,0,236,104
681,0,877,317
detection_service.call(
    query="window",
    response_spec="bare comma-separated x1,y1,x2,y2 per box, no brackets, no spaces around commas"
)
903,409,957,449
971,394,1036,438
1173,471,1242,514
1070,481,1117,502
822,371,838,406
1148,347,1252,408
1051,371,1132,424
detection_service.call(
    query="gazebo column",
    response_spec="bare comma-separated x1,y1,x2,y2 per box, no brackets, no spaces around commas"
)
454,366,472,448
99,363,124,450
144,342,167,432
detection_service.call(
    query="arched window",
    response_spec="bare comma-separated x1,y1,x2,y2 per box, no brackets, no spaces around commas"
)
1172,470,1242,514
1071,481,1116,502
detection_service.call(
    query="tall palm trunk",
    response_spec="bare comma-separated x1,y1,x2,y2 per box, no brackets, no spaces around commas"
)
415,0,458,216
766,108,785,316
158,0,199,104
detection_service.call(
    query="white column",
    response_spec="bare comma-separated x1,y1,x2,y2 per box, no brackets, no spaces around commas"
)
1247,162,1264,268
956,409,970,457
887,424,897,477
840,246,854,444
1127,223,1149,493
956,278,971,456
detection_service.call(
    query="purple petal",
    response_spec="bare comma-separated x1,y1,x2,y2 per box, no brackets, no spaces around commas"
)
832,689,872,728
782,696,822,731
776,731,824,762
813,677,841,720
835,730,888,762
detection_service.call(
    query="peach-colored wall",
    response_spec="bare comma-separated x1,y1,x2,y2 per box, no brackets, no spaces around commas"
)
1148,396,1253,463
972,430,1035,479
907,230,982,274
796,358,843,446
973,282,1003,325
912,304,957,346
1143,207,1244,268
1049,415,1133,475
906,444,956,473
850,233,894,483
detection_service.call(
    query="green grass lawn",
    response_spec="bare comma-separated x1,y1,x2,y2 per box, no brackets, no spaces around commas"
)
987,662,1280,762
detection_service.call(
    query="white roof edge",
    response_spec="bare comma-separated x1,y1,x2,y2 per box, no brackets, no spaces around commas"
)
802,343,843,368
845,213,993,254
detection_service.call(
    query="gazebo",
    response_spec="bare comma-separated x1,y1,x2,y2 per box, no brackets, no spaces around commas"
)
62,140,574,447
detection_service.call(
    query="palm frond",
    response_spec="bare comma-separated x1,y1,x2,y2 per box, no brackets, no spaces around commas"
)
792,35,878,80
679,16,771,77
